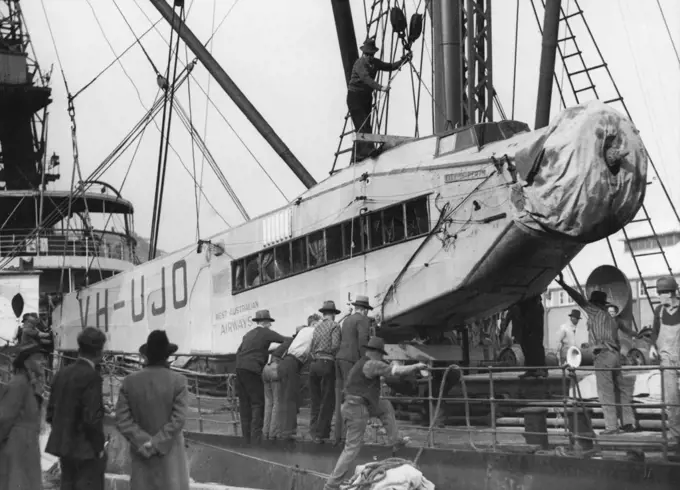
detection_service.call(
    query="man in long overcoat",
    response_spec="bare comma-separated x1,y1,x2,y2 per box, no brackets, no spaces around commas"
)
115,330,190,490
46,327,108,490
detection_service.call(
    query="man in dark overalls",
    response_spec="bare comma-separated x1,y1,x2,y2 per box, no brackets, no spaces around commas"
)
347,38,410,162
324,337,427,490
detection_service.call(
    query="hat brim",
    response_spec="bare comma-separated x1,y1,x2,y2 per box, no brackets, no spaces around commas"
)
365,345,387,355
352,302,374,310
139,343,179,358
568,313,581,318
253,317,275,323
361,46,379,54
319,307,341,315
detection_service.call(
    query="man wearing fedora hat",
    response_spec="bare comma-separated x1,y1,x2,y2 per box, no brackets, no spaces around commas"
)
557,273,639,434
45,326,108,490
235,309,290,444
335,294,373,442
556,309,583,364
115,330,190,490
308,300,342,443
347,37,411,163
324,336,427,490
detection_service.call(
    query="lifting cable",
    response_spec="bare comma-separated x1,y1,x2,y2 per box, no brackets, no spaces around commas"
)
511,0,520,119
196,0,219,240
173,100,248,221
149,2,185,261
183,40,201,241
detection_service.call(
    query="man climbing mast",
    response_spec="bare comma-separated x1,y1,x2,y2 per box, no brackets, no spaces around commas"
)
347,37,411,163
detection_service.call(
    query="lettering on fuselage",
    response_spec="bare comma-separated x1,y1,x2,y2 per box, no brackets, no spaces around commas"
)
214,301,259,336
77,259,189,330
444,169,487,183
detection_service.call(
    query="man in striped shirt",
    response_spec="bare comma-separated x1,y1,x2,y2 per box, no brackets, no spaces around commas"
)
309,301,342,443
556,273,638,434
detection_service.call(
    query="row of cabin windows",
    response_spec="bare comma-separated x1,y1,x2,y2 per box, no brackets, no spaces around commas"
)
232,197,430,293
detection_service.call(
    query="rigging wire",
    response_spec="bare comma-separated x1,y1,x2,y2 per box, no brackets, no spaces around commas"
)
40,0,104,284
71,19,163,100
130,0,288,201
111,0,161,76
85,0,146,109
511,0,520,119
149,3,185,260
655,0,680,70
184,42,201,241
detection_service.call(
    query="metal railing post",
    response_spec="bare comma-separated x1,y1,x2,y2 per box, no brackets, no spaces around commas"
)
427,361,434,448
489,367,497,451
195,373,204,433
660,365,668,460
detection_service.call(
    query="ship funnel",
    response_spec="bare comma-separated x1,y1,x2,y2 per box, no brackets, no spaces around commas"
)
585,264,636,354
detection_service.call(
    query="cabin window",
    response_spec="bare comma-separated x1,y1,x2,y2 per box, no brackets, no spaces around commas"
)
382,205,405,244
273,244,291,279
231,194,432,294
307,230,326,267
455,128,476,151
369,212,384,248
326,225,344,262
406,198,429,237
232,260,244,291
292,238,307,273
261,250,275,283
245,254,261,287
342,218,363,255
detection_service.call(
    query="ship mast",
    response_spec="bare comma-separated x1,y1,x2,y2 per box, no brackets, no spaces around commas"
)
148,0,317,190
430,0,494,131
0,1,55,192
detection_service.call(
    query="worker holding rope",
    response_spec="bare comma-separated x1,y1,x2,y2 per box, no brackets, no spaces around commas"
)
347,37,411,163
324,337,427,490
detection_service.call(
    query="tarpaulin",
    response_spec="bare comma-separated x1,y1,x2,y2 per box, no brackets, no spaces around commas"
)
512,100,647,243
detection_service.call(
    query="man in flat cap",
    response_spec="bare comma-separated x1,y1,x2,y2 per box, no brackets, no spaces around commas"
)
46,326,108,490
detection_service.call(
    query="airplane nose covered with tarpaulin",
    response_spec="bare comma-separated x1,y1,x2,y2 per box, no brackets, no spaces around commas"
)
513,100,648,243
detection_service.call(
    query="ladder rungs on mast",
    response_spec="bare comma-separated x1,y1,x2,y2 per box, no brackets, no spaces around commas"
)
563,51,582,60
560,10,583,22
568,63,606,77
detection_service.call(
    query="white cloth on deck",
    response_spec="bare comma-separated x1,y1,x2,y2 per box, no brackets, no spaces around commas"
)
343,462,435,490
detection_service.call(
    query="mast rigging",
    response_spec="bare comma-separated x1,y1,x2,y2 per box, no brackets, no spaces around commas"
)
148,0,317,190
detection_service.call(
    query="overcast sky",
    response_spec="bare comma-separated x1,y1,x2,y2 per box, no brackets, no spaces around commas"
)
24,0,680,279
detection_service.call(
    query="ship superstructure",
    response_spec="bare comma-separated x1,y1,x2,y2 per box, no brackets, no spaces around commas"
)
0,0,137,340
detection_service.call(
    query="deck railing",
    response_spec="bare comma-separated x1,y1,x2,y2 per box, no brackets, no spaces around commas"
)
0,228,136,263
0,350,677,461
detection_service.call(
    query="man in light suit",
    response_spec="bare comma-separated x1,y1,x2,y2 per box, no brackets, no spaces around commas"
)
46,327,108,490
115,330,190,490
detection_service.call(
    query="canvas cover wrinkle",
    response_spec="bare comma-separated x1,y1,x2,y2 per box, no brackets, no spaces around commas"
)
513,100,647,242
